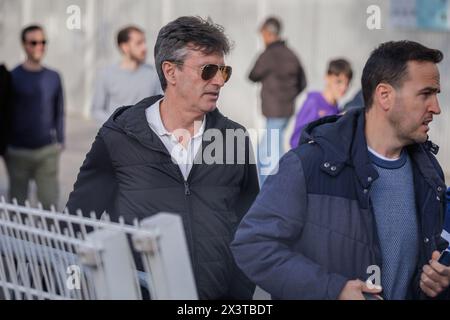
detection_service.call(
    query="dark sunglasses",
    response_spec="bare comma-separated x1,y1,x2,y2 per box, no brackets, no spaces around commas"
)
173,62,232,83
27,40,47,47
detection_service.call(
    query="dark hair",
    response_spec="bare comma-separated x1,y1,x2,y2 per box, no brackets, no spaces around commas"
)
117,25,144,47
154,16,232,91
327,58,353,81
261,17,282,36
362,40,443,109
21,24,44,43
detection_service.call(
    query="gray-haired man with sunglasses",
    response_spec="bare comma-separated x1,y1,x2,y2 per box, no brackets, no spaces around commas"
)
67,16,259,299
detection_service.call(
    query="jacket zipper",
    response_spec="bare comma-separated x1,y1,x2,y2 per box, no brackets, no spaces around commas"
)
175,168,198,279
184,180,191,196
126,125,201,277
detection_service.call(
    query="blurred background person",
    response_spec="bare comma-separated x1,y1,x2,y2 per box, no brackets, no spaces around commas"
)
249,16,307,185
91,25,162,124
0,63,12,158
290,58,352,149
5,25,64,209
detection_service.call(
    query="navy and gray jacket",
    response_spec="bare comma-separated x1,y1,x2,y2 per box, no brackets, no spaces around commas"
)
231,108,449,300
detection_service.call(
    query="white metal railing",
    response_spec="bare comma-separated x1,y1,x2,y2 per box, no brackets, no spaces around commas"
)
0,197,197,300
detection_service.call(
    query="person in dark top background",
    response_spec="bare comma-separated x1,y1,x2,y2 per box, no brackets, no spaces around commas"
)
6,24,64,209
0,64,12,157
249,16,307,185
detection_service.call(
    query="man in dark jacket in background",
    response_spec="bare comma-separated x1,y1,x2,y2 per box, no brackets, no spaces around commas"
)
249,16,306,185
66,16,259,300
232,40,450,300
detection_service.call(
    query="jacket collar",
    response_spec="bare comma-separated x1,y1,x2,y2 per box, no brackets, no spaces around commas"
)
300,108,372,185
407,143,446,197
103,95,230,154
350,109,379,189
300,108,444,192
146,97,206,139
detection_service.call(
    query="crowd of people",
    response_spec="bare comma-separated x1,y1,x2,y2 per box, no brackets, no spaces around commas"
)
0,15,449,300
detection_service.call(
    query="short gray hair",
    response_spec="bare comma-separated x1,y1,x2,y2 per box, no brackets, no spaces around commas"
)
154,16,232,91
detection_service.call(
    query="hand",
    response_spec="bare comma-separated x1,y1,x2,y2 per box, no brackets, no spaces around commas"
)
420,251,450,298
338,279,383,300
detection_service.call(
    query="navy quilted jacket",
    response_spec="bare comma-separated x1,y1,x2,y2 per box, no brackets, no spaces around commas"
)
232,108,448,300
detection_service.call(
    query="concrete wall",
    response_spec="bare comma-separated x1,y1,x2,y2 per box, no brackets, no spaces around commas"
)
1,0,449,174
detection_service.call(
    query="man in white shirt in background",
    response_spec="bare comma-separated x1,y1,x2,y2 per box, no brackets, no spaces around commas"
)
92,25,162,123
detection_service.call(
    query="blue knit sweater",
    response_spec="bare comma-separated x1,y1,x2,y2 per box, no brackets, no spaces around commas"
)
368,148,420,300
10,65,64,149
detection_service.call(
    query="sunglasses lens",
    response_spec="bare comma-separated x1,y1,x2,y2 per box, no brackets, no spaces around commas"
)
201,64,219,81
29,40,46,46
201,65,232,82
222,66,232,82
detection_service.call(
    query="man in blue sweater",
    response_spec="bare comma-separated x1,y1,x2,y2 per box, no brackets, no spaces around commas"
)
5,25,64,209
232,41,450,300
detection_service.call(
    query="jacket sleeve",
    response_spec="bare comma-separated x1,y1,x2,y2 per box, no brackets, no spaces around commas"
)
248,52,269,82
65,131,117,219
296,63,307,94
441,188,450,300
444,187,450,245
228,131,260,299
435,181,449,299
231,151,348,299
235,134,259,221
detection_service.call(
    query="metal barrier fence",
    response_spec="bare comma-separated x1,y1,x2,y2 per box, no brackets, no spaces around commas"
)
0,198,197,300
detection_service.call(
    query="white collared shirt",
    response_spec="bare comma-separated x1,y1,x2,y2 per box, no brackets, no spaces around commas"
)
145,98,206,181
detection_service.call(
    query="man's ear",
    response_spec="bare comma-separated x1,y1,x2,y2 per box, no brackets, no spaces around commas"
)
374,83,395,111
162,61,177,87
119,43,128,56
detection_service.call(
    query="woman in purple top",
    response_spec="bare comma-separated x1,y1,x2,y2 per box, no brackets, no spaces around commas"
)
290,59,353,149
